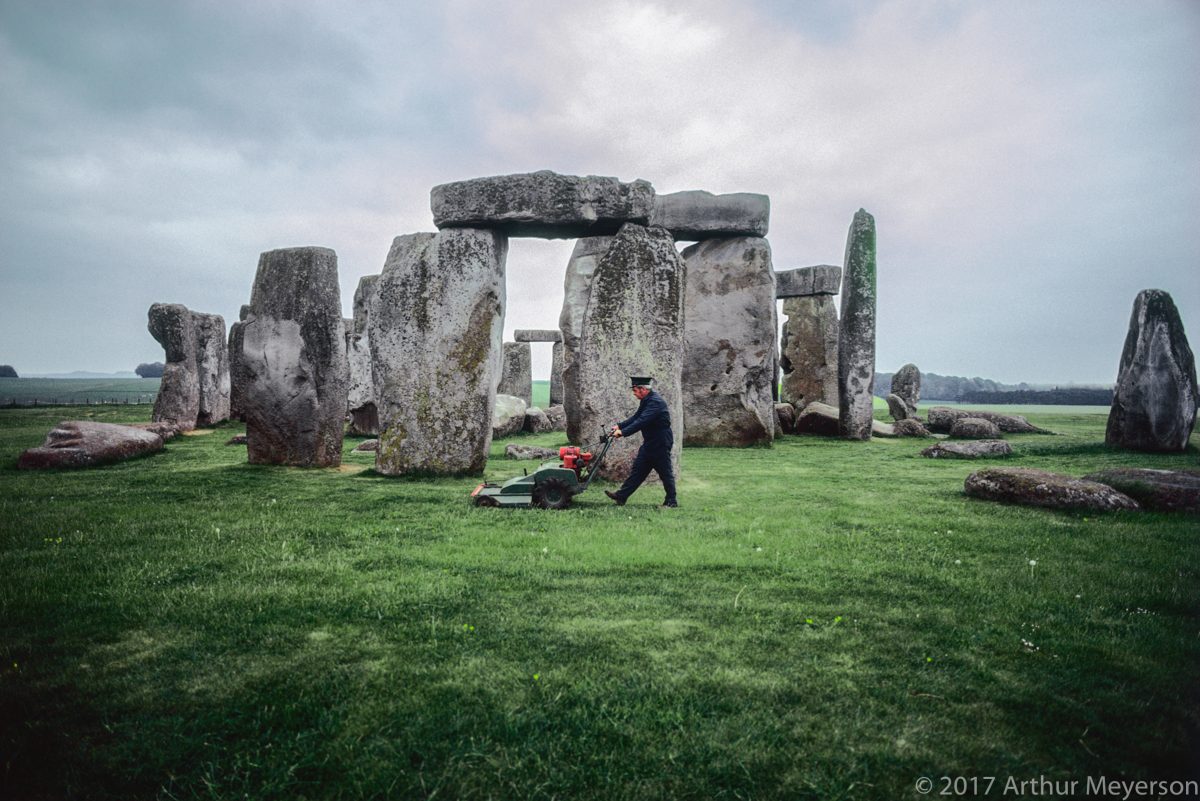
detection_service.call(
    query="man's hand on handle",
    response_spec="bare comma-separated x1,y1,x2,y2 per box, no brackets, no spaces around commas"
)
610,425,623,438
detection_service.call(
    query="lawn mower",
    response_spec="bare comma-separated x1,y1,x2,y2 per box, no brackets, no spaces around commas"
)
470,429,616,509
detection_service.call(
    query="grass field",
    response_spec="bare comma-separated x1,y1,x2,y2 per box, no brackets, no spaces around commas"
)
1,403,1197,800
0,377,161,406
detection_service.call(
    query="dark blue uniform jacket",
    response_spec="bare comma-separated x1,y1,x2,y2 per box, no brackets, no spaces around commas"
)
618,390,673,449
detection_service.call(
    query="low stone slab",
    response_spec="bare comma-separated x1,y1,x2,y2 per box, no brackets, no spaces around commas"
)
431,171,654,239
892,418,933,438
927,406,1050,434
775,265,842,298
514,329,562,343
922,439,1011,459
524,407,555,434
17,421,164,469
872,420,896,437
793,401,841,436
1083,468,1200,514
964,467,1139,512
493,394,527,439
352,439,379,452
225,433,247,446
950,417,1003,439
649,190,769,240
506,443,559,460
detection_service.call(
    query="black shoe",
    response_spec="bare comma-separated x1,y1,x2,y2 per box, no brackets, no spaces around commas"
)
605,490,626,506
662,500,678,508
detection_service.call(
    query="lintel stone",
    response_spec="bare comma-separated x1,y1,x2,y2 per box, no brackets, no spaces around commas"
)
514,329,563,343
775,265,842,298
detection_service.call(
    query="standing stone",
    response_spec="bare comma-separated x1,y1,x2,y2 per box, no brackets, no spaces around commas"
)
347,274,381,435
560,236,616,443
228,304,249,421
780,295,839,410
1106,289,1198,453
497,342,532,405
192,312,230,426
236,247,349,467
370,229,507,475
650,190,770,240
681,236,777,446
885,393,909,421
148,303,199,431
549,341,565,405
574,223,686,480
431,171,654,239
838,209,877,440
891,363,921,413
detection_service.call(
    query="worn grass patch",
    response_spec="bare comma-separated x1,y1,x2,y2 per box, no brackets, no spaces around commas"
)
0,404,1197,800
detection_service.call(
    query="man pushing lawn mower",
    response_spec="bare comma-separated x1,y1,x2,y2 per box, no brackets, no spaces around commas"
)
606,376,678,508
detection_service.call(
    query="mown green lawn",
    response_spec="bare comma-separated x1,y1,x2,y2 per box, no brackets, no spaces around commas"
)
1,404,1196,800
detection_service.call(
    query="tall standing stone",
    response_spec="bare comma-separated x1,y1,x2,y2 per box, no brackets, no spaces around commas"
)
235,247,349,467
560,236,615,444
838,209,877,440
497,341,532,405
227,304,250,421
891,363,921,413
148,303,200,431
347,274,381,435
681,236,777,446
780,296,839,410
550,341,564,405
192,312,230,426
574,223,686,480
370,229,507,475
1106,289,1198,452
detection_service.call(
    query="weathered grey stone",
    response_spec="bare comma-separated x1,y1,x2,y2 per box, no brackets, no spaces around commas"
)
228,317,245,421
560,235,616,443
681,236,777,446
872,419,896,437
964,467,1139,512
573,223,686,480
431,171,654,239
127,421,181,441
192,312,230,426
650,190,769,240
514,329,562,343
886,393,910,421
549,341,564,406
838,209,877,440
524,407,554,434
352,438,379,452
1106,289,1198,453
1083,468,1200,514
893,418,933,437
347,274,381,436
793,401,841,436
497,342,532,405
148,303,199,431
926,406,1049,434
506,443,559,460
545,404,567,431
780,295,839,410
370,230,507,475
922,440,1012,459
235,246,349,467
775,265,842,298
493,394,527,439
950,417,1002,439
775,402,796,435
891,364,921,412
17,420,164,469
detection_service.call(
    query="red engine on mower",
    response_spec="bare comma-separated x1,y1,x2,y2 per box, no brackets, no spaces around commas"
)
558,446,594,478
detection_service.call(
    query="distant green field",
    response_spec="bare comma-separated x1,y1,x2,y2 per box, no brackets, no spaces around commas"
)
0,377,160,406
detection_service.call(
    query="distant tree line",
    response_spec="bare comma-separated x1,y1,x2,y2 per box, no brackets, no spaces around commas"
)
873,372,1028,401
959,388,1113,405
135,362,165,378
0,365,17,378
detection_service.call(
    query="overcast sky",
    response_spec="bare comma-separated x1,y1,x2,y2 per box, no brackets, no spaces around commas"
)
1,0,1197,383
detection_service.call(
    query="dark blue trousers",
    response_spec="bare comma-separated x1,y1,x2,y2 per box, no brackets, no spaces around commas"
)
614,442,676,504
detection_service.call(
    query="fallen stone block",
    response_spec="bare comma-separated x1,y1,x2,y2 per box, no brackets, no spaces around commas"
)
950,417,1003,439
922,439,1011,459
17,421,163,469
926,406,1050,434
1083,468,1200,514
964,467,1139,512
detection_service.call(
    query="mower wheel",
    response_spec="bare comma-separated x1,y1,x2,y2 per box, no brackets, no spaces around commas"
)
473,494,500,508
533,477,573,510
